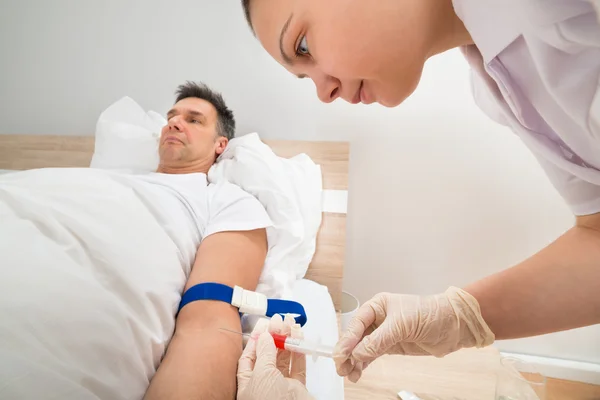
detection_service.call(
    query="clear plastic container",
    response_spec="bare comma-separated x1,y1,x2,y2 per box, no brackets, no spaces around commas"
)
495,356,546,400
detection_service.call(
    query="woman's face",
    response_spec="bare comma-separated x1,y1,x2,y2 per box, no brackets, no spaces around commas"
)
249,0,433,107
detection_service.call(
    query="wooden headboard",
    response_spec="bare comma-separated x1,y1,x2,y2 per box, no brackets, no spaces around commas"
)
0,134,349,310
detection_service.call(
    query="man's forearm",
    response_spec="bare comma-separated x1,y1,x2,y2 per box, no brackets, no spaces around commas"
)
144,302,243,400
465,224,600,340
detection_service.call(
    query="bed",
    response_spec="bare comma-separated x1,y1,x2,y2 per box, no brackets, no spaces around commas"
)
0,133,350,399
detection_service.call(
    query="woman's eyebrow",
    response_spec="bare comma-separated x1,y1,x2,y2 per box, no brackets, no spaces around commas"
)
279,14,295,66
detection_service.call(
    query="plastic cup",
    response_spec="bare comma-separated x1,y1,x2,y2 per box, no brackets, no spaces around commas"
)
495,356,546,400
340,291,360,333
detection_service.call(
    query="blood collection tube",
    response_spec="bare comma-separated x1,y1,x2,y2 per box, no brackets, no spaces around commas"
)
221,328,334,361
270,332,334,360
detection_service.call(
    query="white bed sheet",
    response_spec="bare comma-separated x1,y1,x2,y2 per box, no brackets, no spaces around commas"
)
292,279,344,400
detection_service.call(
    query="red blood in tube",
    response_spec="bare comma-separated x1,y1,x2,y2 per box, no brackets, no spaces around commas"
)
271,333,287,350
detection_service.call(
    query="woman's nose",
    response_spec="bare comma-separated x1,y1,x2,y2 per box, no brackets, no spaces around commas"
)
313,74,341,104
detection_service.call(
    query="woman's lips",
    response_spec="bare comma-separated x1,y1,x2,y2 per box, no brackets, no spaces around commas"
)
351,81,363,104
351,81,373,104
360,82,370,104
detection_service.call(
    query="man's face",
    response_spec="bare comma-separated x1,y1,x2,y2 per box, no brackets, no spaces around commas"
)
159,97,227,169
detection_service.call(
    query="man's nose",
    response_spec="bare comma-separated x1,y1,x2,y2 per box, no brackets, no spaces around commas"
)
168,116,183,131
312,73,341,104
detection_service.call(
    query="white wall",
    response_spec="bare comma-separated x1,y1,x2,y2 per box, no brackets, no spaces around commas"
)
1,0,598,364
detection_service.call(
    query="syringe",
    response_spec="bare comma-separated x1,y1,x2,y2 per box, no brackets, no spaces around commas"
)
220,328,334,361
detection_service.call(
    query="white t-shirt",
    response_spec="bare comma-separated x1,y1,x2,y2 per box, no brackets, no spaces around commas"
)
453,0,600,215
116,172,272,274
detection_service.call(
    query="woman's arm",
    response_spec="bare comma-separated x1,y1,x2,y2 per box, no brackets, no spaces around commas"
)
333,214,600,382
465,214,600,340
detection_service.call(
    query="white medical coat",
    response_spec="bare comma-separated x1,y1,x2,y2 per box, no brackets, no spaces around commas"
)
453,0,600,215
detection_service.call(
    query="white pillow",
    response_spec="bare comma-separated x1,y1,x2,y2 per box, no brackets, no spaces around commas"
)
90,96,164,172
209,133,323,298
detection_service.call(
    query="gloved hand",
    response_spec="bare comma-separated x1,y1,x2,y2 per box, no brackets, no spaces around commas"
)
334,287,495,382
237,314,315,400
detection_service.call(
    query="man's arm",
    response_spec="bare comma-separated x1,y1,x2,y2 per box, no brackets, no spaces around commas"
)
144,228,267,400
465,213,600,340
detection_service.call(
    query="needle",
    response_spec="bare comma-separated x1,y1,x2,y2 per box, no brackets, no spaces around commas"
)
219,327,252,338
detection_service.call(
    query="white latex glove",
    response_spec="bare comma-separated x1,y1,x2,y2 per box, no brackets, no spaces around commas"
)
334,287,495,382
237,314,315,400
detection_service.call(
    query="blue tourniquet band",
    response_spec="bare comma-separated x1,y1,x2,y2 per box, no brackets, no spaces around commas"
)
178,282,307,327
179,282,234,310
266,298,307,326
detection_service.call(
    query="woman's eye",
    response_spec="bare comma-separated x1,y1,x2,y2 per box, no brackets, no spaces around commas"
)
296,36,310,56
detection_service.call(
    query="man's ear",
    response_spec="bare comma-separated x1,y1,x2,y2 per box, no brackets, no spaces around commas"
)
215,136,229,155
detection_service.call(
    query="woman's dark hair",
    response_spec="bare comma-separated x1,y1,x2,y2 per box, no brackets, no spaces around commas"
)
241,0,254,31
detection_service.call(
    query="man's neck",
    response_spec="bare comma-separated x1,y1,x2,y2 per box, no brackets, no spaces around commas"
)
156,160,212,175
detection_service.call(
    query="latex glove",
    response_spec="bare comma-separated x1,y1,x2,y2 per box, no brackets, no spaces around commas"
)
237,314,315,400
334,287,495,382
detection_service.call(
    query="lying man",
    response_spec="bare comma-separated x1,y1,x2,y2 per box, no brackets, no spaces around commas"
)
0,82,272,400
143,81,271,399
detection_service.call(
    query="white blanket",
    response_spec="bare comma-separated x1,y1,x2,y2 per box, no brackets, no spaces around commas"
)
0,168,192,399
209,133,323,299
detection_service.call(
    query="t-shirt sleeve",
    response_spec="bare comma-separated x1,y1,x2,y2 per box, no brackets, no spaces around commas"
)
204,182,272,239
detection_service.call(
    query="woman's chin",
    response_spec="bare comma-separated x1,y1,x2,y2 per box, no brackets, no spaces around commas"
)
376,98,400,108
378,92,413,108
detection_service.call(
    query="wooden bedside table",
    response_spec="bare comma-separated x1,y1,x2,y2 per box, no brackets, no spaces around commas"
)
344,347,501,400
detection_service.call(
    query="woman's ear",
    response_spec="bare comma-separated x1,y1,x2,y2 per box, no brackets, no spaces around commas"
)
215,136,229,155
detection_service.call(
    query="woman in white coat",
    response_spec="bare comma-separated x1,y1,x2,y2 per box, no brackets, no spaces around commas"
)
236,0,600,398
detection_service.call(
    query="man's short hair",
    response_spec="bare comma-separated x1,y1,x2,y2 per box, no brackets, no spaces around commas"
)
175,81,236,140
241,0,253,31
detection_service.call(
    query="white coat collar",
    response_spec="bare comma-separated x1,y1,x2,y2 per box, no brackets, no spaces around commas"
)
451,0,593,63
